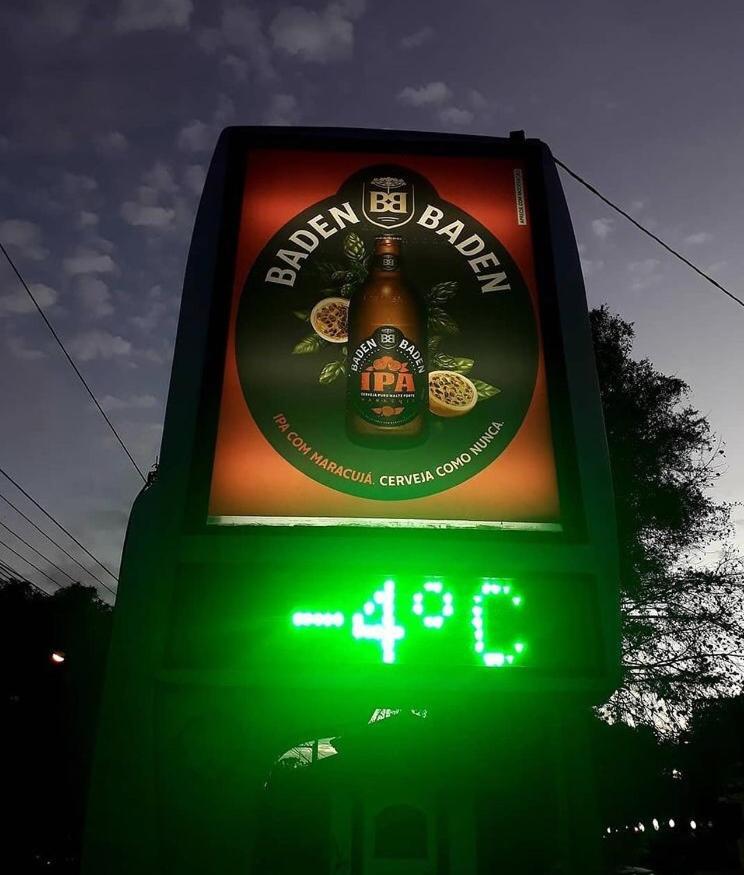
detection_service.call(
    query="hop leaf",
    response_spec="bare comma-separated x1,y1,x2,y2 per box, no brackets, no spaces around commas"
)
433,353,474,374
472,379,501,400
313,261,346,282
429,306,459,335
293,334,328,354
428,335,442,355
319,360,345,384
344,232,367,264
427,281,458,304
293,310,310,321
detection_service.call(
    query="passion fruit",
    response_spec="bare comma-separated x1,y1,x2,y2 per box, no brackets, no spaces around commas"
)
428,370,478,417
310,297,349,343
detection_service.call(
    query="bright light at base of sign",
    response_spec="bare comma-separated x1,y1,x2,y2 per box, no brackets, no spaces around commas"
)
293,577,526,667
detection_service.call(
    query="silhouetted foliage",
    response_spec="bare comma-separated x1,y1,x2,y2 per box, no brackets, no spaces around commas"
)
0,580,112,872
592,307,743,727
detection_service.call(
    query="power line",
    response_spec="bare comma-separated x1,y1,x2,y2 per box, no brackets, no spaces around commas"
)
0,465,118,587
0,487,112,591
0,241,147,481
0,535,60,590
0,518,77,584
0,558,49,594
554,158,744,311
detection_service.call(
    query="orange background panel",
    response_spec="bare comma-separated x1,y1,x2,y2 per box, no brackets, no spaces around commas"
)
208,149,560,524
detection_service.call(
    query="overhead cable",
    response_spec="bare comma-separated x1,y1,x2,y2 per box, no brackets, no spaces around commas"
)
0,465,118,585
0,518,76,584
554,157,744,311
0,241,147,481
0,535,61,589
0,487,112,590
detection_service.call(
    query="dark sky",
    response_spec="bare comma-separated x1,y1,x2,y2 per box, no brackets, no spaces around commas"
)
1,0,742,598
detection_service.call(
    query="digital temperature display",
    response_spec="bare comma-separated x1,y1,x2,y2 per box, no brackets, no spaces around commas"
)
166,565,603,680
292,578,526,667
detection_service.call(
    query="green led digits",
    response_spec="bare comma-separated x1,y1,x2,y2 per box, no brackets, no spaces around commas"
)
412,581,454,629
473,580,525,667
292,577,526,668
352,579,405,664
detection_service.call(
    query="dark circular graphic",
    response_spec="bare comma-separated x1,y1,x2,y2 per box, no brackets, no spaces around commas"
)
235,164,538,501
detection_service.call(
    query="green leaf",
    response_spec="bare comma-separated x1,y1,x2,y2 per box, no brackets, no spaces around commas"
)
293,334,328,354
428,335,442,355
472,379,501,400
332,270,354,282
344,232,367,264
319,360,345,384
433,353,474,374
313,261,346,281
293,310,310,321
429,306,459,335
427,281,458,304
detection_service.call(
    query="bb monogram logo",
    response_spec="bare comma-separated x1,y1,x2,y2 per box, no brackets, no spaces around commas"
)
362,172,415,229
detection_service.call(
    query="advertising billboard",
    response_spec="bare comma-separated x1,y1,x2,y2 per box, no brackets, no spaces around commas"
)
208,149,561,530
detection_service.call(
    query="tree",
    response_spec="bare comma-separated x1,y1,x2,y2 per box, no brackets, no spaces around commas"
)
591,307,743,728
0,579,112,871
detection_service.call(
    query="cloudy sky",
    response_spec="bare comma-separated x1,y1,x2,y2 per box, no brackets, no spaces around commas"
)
1,0,743,599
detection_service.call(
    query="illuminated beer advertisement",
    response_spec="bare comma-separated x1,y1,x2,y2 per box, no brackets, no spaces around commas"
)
208,149,561,529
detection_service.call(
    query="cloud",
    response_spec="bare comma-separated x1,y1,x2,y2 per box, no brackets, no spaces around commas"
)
99,393,159,411
684,231,713,245
198,5,276,81
79,211,99,228
438,106,474,126
177,120,212,153
397,81,452,107
5,334,46,360
75,276,114,318
176,95,235,154
0,219,48,261
68,329,131,361
591,218,614,239
115,0,193,33
400,25,434,49
627,258,662,290
64,248,117,275
62,172,97,197
120,203,176,228
0,282,57,316
264,93,301,126
96,131,129,156
270,0,366,63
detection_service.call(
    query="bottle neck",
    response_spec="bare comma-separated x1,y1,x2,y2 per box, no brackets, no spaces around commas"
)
372,251,400,273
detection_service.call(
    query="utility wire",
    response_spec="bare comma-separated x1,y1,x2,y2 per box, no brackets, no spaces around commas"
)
0,465,118,586
0,535,60,590
554,158,744,311
0,241,147,481
0,558,49,594
0,518,76,584
0,487,111,590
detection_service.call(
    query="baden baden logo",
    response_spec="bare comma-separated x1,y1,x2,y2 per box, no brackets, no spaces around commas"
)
363,175,415,228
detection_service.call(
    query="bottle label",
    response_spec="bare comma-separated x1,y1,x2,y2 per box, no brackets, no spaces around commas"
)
374,252,398,272
348,325,426,427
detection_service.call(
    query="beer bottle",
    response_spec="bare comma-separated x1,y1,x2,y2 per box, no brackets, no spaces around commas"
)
346,235,427,446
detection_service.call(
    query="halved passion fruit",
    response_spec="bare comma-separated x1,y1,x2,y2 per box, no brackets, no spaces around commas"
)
429,370,478,417
310,297,349,343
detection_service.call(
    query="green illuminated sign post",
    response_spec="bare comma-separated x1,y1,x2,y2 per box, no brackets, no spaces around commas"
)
84,128,620,875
